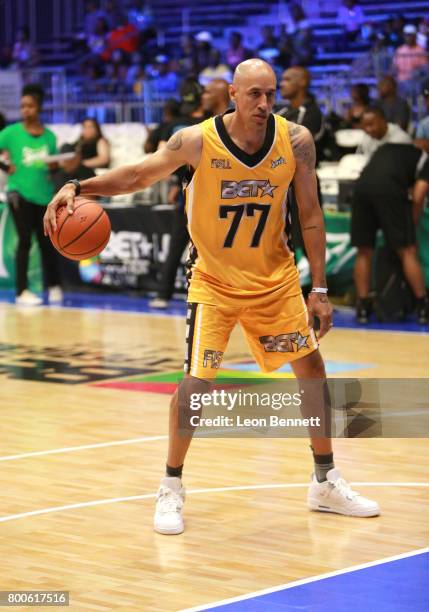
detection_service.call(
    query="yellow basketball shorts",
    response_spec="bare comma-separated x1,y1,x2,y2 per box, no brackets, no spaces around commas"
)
184,289,318,379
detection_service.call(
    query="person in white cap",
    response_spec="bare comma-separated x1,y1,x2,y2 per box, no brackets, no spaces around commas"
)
195,31,213,72
393,24,427,84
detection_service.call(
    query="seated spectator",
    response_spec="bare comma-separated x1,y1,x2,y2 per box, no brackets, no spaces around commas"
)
389,15,406,47
195,31,213,72
127,1,154,31
417,17,429,50
377,75,411,131
108,49,131,95
277,29,293,69
84,0,109,38
0,45,12,69
146,55,179,98
81,63,105,96
345,83,371,128
11,26,39,68
258,26,278,54
128,50,154,95
87,16,109,58
127,1,156,48
283,2,307,35
144,98,181,154
53,144,96,193
75,118,111,169
199,50,232,86
358,21,375,47
291,20,313,66
226,32,250,71
102,0,119,31
414,80,429,153
337,0,365,44
101,11,139,61
393,25,427,87
351,143,429,324
177,34,198,76
371,33,395,76
358,106,411,157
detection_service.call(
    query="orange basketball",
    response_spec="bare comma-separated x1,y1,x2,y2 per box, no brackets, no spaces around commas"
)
50,199,111,261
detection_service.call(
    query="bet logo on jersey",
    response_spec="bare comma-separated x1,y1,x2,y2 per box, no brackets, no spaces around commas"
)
221,179,277,199
259,332,310,353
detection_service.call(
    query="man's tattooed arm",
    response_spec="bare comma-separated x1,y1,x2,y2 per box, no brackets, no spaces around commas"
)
288,122,316,175
288,121,327,293
288,122,319,232
166,130,183,151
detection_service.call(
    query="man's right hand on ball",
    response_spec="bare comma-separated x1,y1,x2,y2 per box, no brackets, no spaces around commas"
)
43,184,77,236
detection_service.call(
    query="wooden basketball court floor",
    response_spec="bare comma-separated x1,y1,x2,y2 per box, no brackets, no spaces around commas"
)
0,297,428,611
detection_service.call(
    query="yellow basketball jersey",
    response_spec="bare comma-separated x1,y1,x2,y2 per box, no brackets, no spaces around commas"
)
186,112,299,305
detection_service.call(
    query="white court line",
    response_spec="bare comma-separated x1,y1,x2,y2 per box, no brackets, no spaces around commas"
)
181,546,429,612
0,435,168,462
0,482,428,523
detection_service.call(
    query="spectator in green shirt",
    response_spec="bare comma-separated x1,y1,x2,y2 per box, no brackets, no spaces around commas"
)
0,84,62,305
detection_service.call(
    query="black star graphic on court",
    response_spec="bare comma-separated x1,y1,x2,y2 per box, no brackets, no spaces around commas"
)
260,180,277,197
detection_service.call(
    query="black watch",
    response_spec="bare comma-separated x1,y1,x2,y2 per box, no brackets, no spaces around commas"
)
65,179,81,196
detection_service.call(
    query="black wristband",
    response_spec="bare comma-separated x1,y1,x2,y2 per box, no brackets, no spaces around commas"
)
65,179,81,196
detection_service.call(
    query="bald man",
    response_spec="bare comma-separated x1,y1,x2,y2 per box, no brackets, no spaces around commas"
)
202,78,231,116
45,59,379,535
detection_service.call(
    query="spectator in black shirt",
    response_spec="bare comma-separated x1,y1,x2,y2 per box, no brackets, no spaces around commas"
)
377,75,411,132
144,99,181,154
201,79,230,116
351,143,429,323
345,83,370,128
226,32,251,71
75,118,111,169
149,80,205,309
279,67,324,148
279,66,324,249
53,144,96,193
258,26,278,54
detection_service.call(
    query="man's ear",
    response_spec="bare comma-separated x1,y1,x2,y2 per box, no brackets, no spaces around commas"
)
229,84,236,104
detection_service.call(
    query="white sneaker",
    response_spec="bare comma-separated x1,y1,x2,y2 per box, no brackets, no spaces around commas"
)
48,286,63,303
16,290,43,306
149,298,168,309
154,476,185,535
308,468,380,517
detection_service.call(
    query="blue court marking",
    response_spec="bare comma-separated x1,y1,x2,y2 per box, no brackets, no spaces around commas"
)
202,550,429,612
224,360,375,374
0,290,428,334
